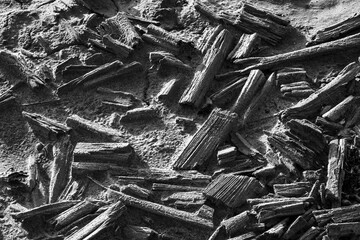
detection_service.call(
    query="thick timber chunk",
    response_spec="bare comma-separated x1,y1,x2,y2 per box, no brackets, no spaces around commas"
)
313,204,360,226
179,29,233,108
172,108,238,170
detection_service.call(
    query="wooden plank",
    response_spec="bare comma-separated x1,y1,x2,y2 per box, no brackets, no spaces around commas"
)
179,29,233,108
172,108,238,170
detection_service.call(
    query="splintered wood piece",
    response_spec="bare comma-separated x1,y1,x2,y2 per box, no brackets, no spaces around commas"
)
111,167,211,186
313,204,360,226
149,51,191,73
254,218,289,240
97,12,141,47
280,61,360,121
327,222,360,238
308,14,360,46
230,132,263,158
97,35,133,58
172,108,238,170
0,89,16,110
152,183,204,192
73,142,134,166
326,139,346,208
227,33,260,61
276,70,307,86
77,0,117,17
243,72,275,125
49,136,73,203
273,182,312,197
49,199,101,230
231,69,266,117
90,178,214,229
247,197,313,205
157,78,182,101
252,198,313,212
96,87,142,109
120,184,152,200
322,95,359,122
11,200,80,220
217,146,237,165
123,225,159,240
161,191,205,208
119,107,158,124
256,202,306,222
57,60,124,95
298,226,321,240
204,174,266,208
210,76,247,107
23,112,71,141
179,29,233,108
221,211,253,237
219,33,360,80
66,114,123,142
59,178,89,201
198,25,224,54
65,201,126,240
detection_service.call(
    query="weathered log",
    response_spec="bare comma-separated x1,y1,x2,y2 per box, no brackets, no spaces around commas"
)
325,139,346,208
231,69,266,118
273,182,312,197
152,183,204,192
49,199,101,230
90,178,214,229
198,25,224,54
11,200,80,220
227,33,260,61
110,167,211,186
172,108,237,170
23,112,71,142
254,218,289,240
120,184,152,200
243,72,275,125
119,107,158,124
97,12,141,47
179,29,233,108
218,33,360,80
322,95,360,122
308,14,360,46
49,136,73,203
327,222,360,238
204,174,266,208
66,114,123,142
97,87,142,109
73,142,134,166
123,225,159,240
65,201,126,240
313,204,360,226
210,77,247,107
217,146,237,165
157,78,182,101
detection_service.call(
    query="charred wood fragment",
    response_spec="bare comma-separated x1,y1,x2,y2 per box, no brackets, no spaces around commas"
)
66,114,123,142
149,51,191,75
326,139,346,208
313,203,360,226
97,87,142,109
172,108,237,170
179,29,233,108
308,14,360,46
219,34,360,80
23,112,71,142
49,136,74,203
61,65,98,83
254,218,289,240
273,182,312,197
157,78,182,102
298,226,321,240
256,202,306,222
73,142,134,166
276,68,307,86
210,76,247,107
161,191,205,209
119,107,158,124
217,146,238,165
220,210,254,237
152,183,204,192
227,33,260,62
203,174,266,208
197,25,224,54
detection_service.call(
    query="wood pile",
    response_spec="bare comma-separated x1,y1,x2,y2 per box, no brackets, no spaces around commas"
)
4,1,360,240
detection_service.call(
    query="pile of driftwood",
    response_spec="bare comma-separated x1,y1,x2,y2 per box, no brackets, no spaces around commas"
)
3,0,360,239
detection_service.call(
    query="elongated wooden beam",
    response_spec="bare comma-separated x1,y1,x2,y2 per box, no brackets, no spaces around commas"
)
89,177,214,229
280,61,360,120
179,29,233,108
231,69,266,118
218,33,360,80
49,136,74,203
